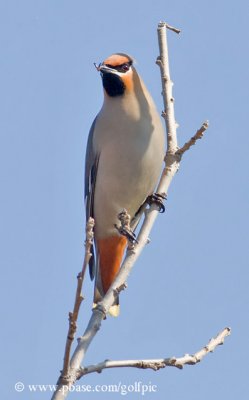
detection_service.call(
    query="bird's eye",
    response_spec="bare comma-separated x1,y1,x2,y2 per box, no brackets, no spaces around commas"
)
119,63,130,72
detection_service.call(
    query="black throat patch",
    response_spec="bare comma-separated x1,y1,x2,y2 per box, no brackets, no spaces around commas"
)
102,73,125,97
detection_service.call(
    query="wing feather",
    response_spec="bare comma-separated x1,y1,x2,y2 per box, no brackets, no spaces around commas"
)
84,117,99,280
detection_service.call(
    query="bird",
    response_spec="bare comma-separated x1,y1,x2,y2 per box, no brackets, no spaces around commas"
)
85,53,165,316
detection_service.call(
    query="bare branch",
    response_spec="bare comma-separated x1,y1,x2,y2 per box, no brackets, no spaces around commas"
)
61,218,94,381
52,23,181,398
77,327,231,377
51,23,221,400
176,121,209,156
74,22,185,370
157,24,178,154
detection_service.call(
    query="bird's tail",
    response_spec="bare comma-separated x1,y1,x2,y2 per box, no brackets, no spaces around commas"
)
93,235,127,317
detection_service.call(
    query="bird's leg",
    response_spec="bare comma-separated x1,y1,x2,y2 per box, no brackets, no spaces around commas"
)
130,202,148,231
146,193,167,213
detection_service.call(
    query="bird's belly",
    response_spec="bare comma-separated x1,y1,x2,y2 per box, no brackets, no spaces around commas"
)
94,135,164,238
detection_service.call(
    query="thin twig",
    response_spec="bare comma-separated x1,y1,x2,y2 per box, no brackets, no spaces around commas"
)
176,121,209,156
77,327,231,377
61,217,94,380
158,21,181,34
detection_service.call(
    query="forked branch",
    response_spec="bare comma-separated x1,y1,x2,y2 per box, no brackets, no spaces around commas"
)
51,23,226,400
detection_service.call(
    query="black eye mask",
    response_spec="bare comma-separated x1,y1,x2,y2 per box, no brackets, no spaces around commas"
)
105,61,132,73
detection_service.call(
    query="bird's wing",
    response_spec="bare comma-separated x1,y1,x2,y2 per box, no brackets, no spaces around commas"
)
85,117,99,280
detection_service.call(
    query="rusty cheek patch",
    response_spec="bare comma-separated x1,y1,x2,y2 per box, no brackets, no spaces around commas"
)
121,72,134,91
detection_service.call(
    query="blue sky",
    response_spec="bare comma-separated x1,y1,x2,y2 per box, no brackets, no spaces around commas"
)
1,0,248,399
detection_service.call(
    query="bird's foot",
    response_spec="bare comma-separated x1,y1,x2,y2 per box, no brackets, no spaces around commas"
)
114,209,138,246
115,224,138,244
146,193,167,213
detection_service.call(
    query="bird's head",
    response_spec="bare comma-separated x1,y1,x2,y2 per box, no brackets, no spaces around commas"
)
94,53,135,97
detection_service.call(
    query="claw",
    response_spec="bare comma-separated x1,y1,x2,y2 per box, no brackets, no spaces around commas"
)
147,193,167,213
114,224,138,244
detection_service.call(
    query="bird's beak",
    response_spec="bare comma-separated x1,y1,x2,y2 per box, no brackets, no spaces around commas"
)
94,63,116,74
94,62,101,71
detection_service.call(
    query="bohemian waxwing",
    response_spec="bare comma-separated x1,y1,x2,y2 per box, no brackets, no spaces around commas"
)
85,53,165,316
